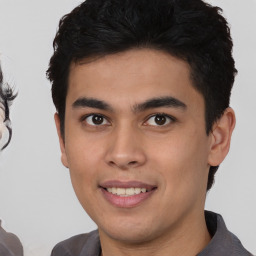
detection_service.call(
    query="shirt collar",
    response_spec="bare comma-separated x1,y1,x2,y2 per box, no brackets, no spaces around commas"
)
198,211,245,256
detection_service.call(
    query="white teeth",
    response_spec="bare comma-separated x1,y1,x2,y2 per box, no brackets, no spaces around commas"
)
116,188,125,195
106,187,148,196
134,188,141,194
125,188,135,196
141,188,146,193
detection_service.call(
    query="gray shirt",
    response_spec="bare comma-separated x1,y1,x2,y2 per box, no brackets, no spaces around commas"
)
51,211,253,256
0,220,23,256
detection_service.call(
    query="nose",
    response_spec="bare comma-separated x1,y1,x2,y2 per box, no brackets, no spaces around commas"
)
105,125,147,170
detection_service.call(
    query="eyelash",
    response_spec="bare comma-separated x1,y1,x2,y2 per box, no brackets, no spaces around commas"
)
80,113,176,127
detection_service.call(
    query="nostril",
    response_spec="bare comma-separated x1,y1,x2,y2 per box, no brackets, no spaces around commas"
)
129,161,137,165
109,161,115,166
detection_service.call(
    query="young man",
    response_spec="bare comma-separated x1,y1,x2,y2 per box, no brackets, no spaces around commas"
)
47,0,253,255
0,65,23,256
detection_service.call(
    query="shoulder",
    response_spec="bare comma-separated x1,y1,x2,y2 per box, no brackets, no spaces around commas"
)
215,213,253,256
51,230,100,256
0,223,23,256
202,211,254,256
228,231,254,256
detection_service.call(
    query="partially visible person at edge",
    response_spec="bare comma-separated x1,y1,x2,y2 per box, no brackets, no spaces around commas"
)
0,63,23,256
47,0,254,255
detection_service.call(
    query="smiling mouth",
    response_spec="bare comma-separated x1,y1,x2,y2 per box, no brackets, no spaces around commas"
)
102,187,155,197
99,180,157,207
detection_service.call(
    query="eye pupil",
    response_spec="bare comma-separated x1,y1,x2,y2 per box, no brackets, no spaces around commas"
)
155,115,166,125
92,115,104,125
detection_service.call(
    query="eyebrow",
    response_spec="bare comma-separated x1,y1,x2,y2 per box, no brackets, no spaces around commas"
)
72,96,186,112
72,97,113,111
133,96,187,112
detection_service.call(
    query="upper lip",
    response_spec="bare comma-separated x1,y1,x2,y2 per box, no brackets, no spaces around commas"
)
100,180,157,190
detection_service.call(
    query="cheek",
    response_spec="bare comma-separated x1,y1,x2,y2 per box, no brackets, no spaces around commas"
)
64,135,105,198
150,130,210,199
66,140,104,217
65,131,105,172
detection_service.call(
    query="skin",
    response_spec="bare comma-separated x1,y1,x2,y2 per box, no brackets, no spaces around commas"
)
0,105,5,140
55,49,235,256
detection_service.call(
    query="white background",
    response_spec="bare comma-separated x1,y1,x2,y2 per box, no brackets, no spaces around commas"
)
0,0,255,255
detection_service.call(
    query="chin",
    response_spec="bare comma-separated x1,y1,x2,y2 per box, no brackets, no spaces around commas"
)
98,217,164,244
105,230,155,244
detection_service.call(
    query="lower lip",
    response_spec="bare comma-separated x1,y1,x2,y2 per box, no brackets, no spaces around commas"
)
100,188,156,208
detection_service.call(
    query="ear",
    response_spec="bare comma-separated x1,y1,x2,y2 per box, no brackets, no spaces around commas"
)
54,113,69,168
208,108,236,166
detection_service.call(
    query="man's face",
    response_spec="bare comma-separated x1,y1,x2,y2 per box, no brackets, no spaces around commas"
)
58,49,214,243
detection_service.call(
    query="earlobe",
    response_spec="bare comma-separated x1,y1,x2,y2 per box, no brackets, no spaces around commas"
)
208,108,236,166
54,113,69,168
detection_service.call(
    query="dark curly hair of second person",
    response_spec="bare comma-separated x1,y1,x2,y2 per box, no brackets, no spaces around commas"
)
47,0,237,191
0,64,16,150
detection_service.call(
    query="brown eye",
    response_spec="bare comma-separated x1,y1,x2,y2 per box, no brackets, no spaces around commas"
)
85,114,109,126
154,115,167,125
145,114,172,126
92,115,104,125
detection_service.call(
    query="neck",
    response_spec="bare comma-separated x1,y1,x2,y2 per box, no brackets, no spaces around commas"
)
99,210,211,256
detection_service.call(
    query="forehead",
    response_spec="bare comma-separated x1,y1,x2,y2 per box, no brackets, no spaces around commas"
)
67,49,203,112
